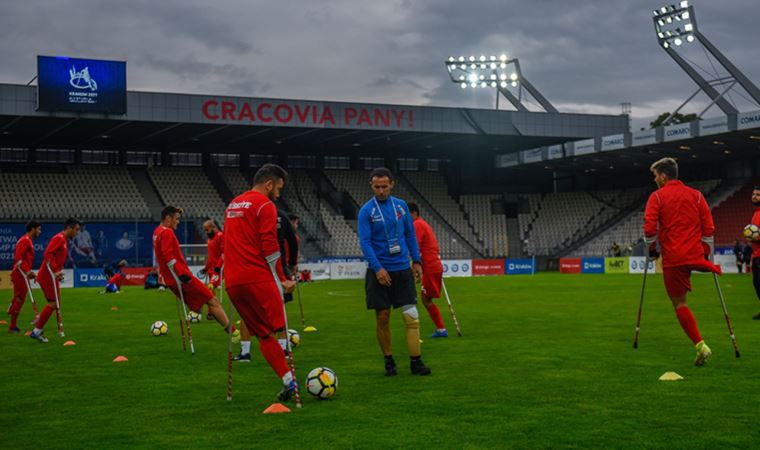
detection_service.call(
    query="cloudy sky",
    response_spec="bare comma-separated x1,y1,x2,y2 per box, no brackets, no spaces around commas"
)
1,0,758,129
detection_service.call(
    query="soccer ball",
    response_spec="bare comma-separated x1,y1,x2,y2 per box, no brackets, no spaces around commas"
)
287,329,300,349
151,321,168,336
306,367,338,399
187,311,202,324
743,224,760,241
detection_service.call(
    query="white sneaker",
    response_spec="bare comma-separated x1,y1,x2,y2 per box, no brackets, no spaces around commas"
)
30,330,48,343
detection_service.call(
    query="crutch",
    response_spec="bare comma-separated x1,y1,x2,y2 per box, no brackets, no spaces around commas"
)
46,262,65,337
632,256,650,349
269,264,302,409
712,273,741,358
295,273,307,329
169,264,195,355
16,261,39,323
221,266,234,401
440,279,462,337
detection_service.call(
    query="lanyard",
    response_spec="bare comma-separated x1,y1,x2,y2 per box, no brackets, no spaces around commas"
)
372,197,399,242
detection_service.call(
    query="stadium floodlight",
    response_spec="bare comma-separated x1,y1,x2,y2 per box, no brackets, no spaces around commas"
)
651,2,760,122
444,53,558,112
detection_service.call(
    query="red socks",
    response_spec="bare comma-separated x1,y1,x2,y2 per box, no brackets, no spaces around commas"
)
9,300,23,327
425,302,445,330
259,336,290,378
675,306,703,345
36,304,55,329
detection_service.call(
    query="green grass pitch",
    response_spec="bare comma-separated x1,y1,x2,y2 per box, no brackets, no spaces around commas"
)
2,273,760,449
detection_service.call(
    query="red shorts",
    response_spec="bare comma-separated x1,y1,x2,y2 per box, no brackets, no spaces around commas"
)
36,269,60,302
662,264,718,298
421,271,442,299
11,271,29,301
226,281,285,338
169,276,214,312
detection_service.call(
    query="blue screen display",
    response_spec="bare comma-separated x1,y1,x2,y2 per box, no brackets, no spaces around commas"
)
37,55,126,114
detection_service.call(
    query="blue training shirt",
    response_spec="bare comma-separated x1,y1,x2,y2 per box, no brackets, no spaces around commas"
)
358,195,421,273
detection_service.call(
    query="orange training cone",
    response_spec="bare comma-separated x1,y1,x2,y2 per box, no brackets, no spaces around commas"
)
63,340,76,346
263,403,291,414
0,320,7,325
111,306,119,311
113,356,129,363
24,331,32,336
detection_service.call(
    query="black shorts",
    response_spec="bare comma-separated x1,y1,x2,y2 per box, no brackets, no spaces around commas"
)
284,292,293,304
365,268,417,310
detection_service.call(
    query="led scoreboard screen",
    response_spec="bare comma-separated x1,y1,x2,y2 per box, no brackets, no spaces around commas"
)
37,55,127,114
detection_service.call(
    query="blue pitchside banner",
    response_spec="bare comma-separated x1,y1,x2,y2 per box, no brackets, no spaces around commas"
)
581,257,605,274
0,222,193,270
505,258,536,275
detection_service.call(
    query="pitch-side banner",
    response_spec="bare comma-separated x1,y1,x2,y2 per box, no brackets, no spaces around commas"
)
559,258,582,274
505,258,536,275
628,257,656,274
472,259,505,276
74,268,109,287
605,257,628,274
714,254,739,274
0,271,12,290
27,269,75,289
298,263,331,281
123,267,152,286
442,260,472,278
329,262,367,280
581,257,605,274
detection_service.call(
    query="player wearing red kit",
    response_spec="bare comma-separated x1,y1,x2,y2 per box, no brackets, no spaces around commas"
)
202,219,224,290
30,218,81,343
7,221,42,333
224,164,298,401
749,186,760,319
408,203,447,338
153,206,236,337
202,219,224,320
643,158,721,366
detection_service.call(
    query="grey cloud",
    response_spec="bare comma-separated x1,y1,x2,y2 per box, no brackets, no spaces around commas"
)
0,0,758,131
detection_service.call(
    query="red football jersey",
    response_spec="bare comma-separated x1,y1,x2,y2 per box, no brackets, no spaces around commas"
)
205,231,224,273
644,180,715,267
413,217,444,273
152,225,191,286
14,234,35,273
751,207,760,258
223,190,285,287
40,232,67,273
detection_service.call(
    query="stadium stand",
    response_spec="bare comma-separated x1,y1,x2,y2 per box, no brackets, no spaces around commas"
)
0,165,150,220
219,167,250,198
573,179,731,256
285,170,362,256
460,194,509,257
520,188,649,256
147,167,226,223
712,179,760,246
323,170,475,259
402,172,482,254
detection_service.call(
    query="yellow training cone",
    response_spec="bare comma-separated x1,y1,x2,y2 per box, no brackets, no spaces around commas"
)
659,371,683,381
303,326,317,332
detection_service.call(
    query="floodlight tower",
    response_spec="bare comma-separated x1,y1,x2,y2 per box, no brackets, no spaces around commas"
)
445,54,558,113
653,1,760,123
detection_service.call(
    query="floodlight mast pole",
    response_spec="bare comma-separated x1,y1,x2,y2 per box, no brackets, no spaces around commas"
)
653,2,760,121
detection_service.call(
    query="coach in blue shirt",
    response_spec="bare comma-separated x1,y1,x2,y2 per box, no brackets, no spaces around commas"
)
358,167,431,377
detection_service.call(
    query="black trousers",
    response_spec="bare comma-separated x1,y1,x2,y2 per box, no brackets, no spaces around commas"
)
753,258,760,301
